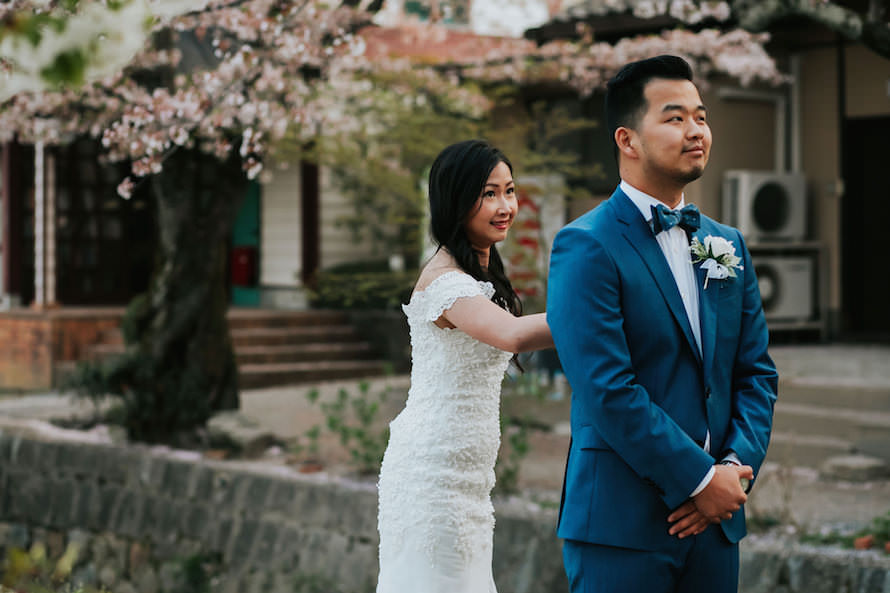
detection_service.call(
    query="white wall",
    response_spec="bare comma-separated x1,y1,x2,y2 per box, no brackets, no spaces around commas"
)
319,167,376,270
260,166,302,287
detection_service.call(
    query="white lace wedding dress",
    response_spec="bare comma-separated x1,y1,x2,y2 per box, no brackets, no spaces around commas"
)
376,270,513,593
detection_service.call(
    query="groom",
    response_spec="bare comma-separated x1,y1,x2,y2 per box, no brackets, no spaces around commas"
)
547,55,778,592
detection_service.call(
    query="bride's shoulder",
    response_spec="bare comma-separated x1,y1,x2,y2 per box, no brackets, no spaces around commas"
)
413,253,468,294
413,267,466,295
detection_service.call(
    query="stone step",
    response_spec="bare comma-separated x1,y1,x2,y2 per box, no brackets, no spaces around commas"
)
227,309,350,330
230,325,360,347
777,381,890,411
771,400,890,465
773,401,890,436
238,360,390,389
764,432,856,468
52,309,392,390
234,342,376,364
87,343,125,361
502,391,889,470
100,328,124,346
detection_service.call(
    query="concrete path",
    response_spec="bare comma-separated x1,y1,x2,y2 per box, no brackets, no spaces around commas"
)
233,343,890,536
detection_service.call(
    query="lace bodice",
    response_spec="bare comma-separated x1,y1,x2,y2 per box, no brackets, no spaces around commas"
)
400,270,514,408
376,270,513,592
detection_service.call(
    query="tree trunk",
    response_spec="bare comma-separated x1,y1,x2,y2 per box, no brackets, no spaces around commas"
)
108,147,246,444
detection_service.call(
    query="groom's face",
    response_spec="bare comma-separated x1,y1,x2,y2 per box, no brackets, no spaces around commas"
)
633,77,711,186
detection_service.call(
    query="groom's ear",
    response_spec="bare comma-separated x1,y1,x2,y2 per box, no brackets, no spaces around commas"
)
614,127,637,160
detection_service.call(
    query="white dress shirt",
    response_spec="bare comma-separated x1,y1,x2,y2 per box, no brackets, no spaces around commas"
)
620,180,718,497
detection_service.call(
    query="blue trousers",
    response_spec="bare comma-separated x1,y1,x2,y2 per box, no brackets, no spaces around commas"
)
562,525,739,593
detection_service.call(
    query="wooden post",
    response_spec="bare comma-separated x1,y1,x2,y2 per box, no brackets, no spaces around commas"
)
33,139,45,309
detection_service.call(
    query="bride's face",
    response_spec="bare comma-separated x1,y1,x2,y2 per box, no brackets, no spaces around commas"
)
464,161,517,250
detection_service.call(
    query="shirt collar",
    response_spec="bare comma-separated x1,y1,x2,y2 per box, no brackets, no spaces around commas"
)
620,179,686,223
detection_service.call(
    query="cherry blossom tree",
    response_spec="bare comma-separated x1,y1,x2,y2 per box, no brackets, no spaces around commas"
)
0,0,791,443
0,0,216,101
2,0,373,443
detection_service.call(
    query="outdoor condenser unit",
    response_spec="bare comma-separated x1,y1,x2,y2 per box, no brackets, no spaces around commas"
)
722,170,807,242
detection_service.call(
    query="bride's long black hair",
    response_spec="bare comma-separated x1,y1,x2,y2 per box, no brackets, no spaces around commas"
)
427,139,522,317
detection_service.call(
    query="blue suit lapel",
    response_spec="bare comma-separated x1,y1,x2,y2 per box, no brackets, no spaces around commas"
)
695,252,717,381
694,220,722,380
612,190,702,366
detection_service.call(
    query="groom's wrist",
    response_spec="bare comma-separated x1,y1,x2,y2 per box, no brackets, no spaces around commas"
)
689,466,715,498
720,459,751,492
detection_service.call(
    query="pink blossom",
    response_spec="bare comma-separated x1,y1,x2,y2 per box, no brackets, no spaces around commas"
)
117,177,136,200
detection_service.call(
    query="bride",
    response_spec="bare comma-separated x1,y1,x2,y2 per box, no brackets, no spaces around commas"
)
376,139,554,592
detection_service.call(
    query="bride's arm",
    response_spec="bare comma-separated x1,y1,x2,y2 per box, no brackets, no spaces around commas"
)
440,295,553,353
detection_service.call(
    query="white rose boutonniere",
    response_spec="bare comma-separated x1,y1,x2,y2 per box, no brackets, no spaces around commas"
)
690,236,744,289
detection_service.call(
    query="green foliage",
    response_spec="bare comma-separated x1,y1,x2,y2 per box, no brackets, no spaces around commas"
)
288,75,600,311
486,93,602,203
799,529,856,548
0,541,106,593
1,0,135,89
66,285,227,445
745,514,782,534
297,372,545,490
494,370,549,495
0,543,220,593
868,509,890,546
66,348,215,445
496,417,531,495
311,260,415,310
40,48,88,87
175,553,217,593
801,509,890,550
299,71,485,267
299,381,392,475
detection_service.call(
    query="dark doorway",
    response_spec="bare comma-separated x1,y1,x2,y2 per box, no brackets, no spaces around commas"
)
300,159,320,287
841,116,890,340
12,137,156,306
53,138,155,305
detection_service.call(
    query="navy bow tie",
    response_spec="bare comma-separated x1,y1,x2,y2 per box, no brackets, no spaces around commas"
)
651,203,701,235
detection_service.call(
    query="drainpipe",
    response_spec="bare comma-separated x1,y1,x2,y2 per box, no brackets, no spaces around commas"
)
0,144,7,308
45,148,56,306
789,55,802,173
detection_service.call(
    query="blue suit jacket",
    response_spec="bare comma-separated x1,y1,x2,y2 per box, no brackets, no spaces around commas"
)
547,187,778,550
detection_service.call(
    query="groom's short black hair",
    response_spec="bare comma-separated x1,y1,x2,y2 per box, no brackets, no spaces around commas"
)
604,55,695,157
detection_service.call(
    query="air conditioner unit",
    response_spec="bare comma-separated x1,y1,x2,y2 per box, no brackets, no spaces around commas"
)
722,171,807,242
754,256,814,321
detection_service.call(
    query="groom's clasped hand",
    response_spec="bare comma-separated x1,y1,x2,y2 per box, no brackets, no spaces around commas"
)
667,463,755,539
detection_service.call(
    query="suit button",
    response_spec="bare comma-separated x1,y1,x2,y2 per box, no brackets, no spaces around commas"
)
705,387,712,399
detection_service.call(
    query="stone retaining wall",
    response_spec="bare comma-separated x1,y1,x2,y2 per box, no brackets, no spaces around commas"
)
0,429,562,592
0,428,887,592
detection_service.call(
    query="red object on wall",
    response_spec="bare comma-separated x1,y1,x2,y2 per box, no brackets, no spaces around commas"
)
230,246,257,287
